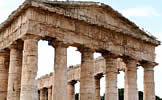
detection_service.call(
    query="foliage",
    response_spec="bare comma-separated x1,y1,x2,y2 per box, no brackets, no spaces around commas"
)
75,93,79,100
74,88,162,100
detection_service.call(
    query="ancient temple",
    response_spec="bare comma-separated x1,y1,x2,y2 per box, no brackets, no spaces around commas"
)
0,0,160,100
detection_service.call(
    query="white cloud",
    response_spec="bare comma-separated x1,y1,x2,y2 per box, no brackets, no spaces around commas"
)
120,6,161,17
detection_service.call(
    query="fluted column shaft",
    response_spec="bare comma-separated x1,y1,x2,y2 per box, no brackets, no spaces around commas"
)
0,50,10,100
48,87,52,100
68,81,76,100
94,76,101,100
124,59,138,100
7,42,23,100
40,89,45,100
102,54,118,100
142,63,156,100
50,41,68,100
20,35,39,100
79,48,95,100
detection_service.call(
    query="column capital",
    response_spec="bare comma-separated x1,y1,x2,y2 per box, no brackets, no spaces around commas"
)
0,49,10,56
141,61,158,69
101,51,118,59
49,39,69,48
77,46,95,53
122,56,138,65
22,34,41,41
68,80,77,85
94,73,103,79
9,40,23,50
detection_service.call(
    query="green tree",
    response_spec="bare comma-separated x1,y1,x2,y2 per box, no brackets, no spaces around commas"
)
118,88,124,100
74,89,162,100
138,91,143,100
75,93,79,100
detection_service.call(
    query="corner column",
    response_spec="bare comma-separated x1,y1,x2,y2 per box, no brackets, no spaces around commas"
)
20,35,40,100
94,74,102,100
50,40,68,100
68,81,76,100
102,53,118,100
142,62,156,100
78,47,95,100
48,87,52,100
7,41,23,100
124,59,138,100
0,50,10,100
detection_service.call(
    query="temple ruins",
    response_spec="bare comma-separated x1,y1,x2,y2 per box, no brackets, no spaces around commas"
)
0,0,160,100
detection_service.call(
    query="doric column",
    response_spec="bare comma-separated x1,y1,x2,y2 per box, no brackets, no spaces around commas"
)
142,62,156,100
40,89,45,100
7,41,23,100
48,87,52,100
20,35,40,100
124,59,138,100
50,40,68,100
94,74,102,100
68,81,76,100
102,53,118,100
0,50,10,100
78,47,95,100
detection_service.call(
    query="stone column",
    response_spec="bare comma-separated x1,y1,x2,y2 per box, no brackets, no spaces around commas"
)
79,91,80,100
20,35,40,100
94,75,102,100
79,47,95,100
0,50,10,100
142,62,156,100
40,89,45,100
48,87,52,100
102,53,118,100
124,59,138,100
50,40,68,100
68,81,76,100
7,41,23,100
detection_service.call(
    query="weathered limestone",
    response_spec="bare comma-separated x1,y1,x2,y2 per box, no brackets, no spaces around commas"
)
124,59,138,100
0,50,10,100
50,40,68,100
40,89,46,100
20,35,40,100
0,0,160,100
68,81,76,100
79,47,95,100
7,41,23,100
48,87,52,100
142,62,156,100
102,53,118,100
94,74,102,100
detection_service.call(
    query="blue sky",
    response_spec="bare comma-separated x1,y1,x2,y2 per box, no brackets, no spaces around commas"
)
0,0,162,98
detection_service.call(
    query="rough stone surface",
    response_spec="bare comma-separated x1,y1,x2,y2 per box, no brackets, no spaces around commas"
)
20,36,39,100
0,0,159,62
79,48,95,100
124,59,138,100
7,42,23,100
51,41,68,100
68,81,76,100
0,50,10,100
0,0,159,100
94,75,102,100
142,63,155,100
48,87,52,100
40,89,46,100
37,57,125,89
103,54,118,100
